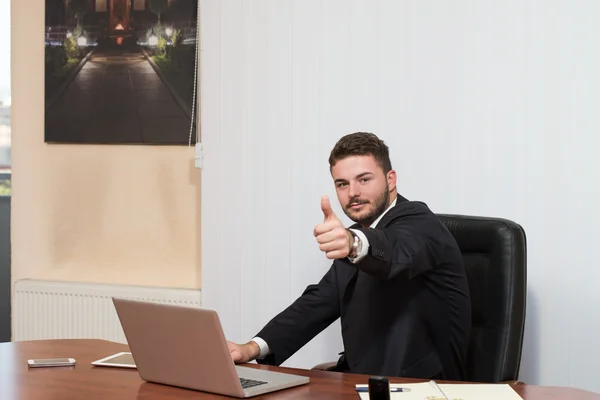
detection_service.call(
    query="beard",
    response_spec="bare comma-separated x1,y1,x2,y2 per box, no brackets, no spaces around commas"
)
343,188,390,226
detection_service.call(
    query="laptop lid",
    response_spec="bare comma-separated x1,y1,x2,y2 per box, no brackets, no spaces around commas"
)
111,298,309,398
112,297,247,397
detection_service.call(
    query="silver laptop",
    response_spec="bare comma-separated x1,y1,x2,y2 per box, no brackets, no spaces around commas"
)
112,297,310,398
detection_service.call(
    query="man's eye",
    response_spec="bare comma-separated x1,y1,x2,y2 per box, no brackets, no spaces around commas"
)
360,178,370,183
337,182,348,188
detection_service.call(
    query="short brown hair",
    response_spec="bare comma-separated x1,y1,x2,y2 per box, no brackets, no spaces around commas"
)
328,132,392,173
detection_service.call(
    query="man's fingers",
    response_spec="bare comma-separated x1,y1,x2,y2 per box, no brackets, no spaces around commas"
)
325,250,349,260
315,225,348,241
315,230,339,244
318,232,350,251
321,195,335,221
319,241,338,252
313,221,338,237
227,342,242,362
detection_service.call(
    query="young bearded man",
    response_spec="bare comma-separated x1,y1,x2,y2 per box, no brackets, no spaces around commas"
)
227,132,472,380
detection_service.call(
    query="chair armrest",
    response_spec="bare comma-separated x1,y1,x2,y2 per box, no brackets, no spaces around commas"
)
502,380,525,385
312,361,338,371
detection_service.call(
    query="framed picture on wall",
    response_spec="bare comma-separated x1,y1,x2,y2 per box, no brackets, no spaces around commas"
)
44,0,199,145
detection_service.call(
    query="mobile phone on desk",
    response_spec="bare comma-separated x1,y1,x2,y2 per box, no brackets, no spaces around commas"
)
27,358,76,368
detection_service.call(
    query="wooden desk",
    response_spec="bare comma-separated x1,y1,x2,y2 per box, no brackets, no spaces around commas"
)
0,339,598,399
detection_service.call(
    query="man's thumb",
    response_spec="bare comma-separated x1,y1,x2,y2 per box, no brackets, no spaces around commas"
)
321,195,334,220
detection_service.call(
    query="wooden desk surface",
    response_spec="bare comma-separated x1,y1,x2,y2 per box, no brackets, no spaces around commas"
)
0,339,598,400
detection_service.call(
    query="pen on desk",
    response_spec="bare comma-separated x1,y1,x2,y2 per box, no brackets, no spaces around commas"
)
355,387,412,393
429,380,450,400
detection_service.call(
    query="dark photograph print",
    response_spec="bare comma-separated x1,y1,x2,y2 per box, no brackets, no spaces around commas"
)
44,0,199,145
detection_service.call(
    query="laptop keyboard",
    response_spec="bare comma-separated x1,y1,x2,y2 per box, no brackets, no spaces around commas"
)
240,377,268,389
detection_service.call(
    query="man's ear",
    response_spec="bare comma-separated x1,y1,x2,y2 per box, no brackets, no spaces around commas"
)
387,170,397,192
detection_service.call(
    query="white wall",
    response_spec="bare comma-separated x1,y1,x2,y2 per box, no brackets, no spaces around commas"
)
200,0,600,393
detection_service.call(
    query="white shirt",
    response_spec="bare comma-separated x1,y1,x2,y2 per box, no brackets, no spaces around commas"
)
252,196,398,359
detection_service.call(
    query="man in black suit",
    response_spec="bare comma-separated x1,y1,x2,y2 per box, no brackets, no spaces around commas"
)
227,132,471,380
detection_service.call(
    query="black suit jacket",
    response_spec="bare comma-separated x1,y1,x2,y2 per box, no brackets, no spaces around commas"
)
255,195,471,380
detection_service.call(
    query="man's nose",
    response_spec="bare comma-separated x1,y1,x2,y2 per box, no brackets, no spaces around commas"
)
348,181,360,198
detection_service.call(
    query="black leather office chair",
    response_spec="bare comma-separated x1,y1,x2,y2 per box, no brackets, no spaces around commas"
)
437,214,527,383
313,214,527,384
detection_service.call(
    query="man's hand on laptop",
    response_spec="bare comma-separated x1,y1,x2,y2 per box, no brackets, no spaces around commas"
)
227,340,260,364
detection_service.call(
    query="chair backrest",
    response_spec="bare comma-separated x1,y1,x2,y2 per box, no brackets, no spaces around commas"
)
436,214,527,383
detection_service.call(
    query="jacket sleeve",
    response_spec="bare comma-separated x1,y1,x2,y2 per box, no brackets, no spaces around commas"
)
354,203,448,280
254,266,341,366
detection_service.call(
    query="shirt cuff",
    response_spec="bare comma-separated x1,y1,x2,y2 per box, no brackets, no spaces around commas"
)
251,336,270,359
348,229,369,263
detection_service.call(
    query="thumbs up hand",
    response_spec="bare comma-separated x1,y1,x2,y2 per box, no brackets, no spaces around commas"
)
314,195,353,259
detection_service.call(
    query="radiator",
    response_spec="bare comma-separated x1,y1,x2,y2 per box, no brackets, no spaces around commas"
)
12,279,202,343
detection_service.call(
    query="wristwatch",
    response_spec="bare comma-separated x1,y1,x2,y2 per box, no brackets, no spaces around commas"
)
347,229,361,259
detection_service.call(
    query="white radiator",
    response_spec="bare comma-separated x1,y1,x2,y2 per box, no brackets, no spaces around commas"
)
12,279,202,343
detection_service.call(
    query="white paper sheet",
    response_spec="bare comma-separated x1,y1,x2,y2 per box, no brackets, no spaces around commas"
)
355,381,523,400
